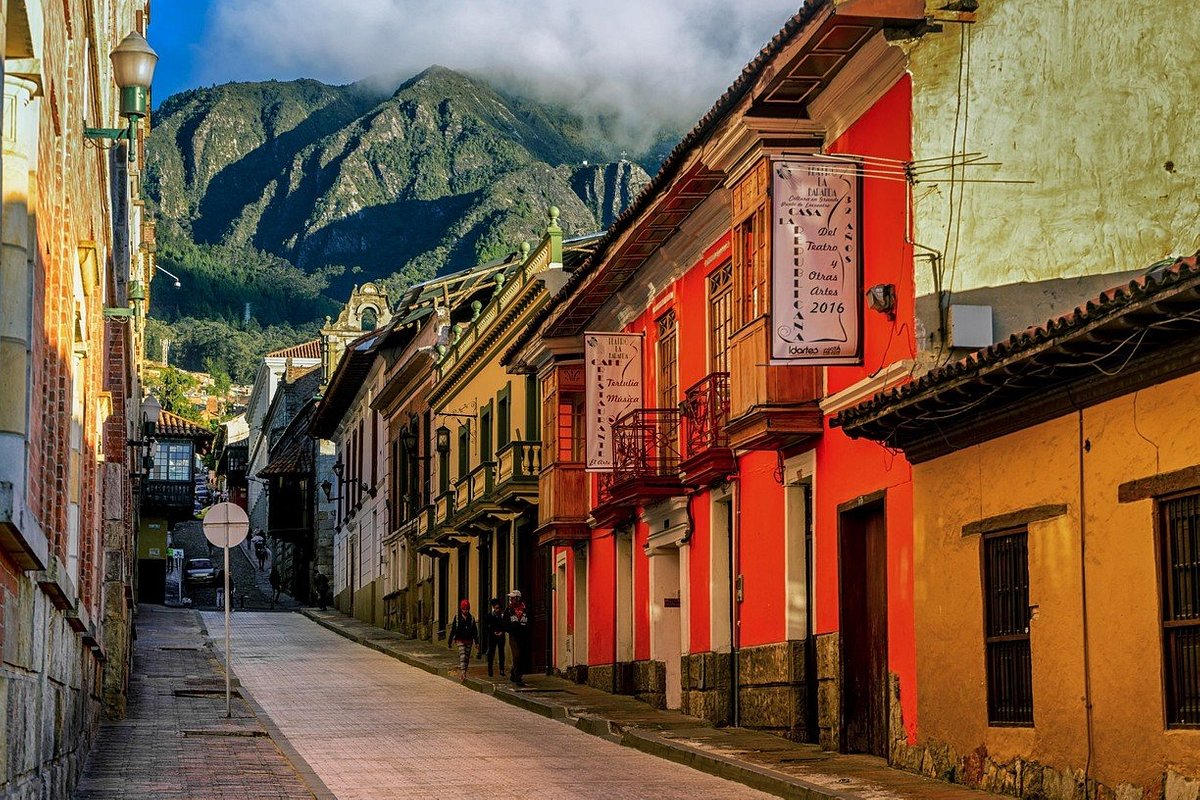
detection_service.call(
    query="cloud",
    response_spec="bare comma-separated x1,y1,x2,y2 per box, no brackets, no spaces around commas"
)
197,0,800,145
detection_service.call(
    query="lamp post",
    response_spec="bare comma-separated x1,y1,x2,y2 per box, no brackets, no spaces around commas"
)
83,31,158,162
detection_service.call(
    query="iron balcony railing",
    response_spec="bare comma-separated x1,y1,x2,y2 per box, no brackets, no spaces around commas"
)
613,408,683,480
682,371,730,458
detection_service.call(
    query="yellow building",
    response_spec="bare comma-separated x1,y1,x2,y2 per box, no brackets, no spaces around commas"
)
426,209,600,666
836,255,1200,797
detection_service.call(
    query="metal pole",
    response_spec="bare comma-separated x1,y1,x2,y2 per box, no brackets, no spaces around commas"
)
224,531,232,718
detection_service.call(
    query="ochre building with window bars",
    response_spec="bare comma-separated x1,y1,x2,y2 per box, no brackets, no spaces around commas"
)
836,255,1200,795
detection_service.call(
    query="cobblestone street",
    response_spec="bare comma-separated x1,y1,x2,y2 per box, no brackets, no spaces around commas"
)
202,611,773,800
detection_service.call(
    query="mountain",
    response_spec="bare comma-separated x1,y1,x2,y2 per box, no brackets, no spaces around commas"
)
146,67,658,336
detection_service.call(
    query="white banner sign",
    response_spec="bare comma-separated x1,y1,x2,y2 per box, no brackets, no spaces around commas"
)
585,332,643,471
771,158,862,365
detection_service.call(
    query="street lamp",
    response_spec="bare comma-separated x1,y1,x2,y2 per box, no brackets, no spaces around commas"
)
141,394,162,439
83,31,159,162
435,425,451,455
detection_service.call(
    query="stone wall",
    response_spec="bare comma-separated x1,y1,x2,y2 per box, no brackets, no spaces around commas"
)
1,562,101,797
680,651,730,725
736,640,811,741
815,633,840,751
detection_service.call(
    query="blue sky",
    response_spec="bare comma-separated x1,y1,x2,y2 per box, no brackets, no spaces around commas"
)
151,0,214,103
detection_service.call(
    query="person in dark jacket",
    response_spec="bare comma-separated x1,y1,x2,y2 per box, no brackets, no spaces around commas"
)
448,599,479,682
481,598,507,678
505,589,530,687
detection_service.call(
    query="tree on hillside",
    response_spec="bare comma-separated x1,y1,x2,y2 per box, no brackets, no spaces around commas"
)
150,366,205,424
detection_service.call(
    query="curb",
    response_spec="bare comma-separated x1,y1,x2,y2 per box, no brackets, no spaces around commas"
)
197,610,337,800
299,609,846,800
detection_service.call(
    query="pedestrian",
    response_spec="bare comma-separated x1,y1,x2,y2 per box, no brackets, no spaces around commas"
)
447,599,479,682
312,571,329,610
255,540,268,571
505,589,530,687
481,597,507,678
269,564,281,609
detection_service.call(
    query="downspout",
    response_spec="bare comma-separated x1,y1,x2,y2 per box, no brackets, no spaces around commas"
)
1068,390,1096,795
727,474,741,728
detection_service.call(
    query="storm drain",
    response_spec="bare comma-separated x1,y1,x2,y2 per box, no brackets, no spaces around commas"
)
181,728,268,738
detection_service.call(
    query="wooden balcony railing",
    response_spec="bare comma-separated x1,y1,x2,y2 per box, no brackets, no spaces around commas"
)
434,491,455,526
726,315,823,450
141,480,194,511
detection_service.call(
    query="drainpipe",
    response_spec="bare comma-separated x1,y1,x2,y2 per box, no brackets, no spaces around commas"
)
1065,388,1096,795
727,474,741,728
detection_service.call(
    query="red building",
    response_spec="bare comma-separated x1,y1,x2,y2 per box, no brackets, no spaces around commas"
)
506,0,927,754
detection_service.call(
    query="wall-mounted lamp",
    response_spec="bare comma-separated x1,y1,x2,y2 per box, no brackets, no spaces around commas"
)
320,479,339,503
83,32,158,163
434,425,451,455
331,459,376,497
865,283,897,321
141,394,162,439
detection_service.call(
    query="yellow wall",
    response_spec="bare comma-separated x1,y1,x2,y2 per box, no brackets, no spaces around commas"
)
913,370,1200,790
908,0,1200,296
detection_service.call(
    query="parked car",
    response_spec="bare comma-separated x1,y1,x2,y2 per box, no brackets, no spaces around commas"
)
184,558,222,586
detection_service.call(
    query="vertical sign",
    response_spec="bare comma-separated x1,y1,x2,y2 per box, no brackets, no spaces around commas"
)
771,158,862,365
585,332,643,471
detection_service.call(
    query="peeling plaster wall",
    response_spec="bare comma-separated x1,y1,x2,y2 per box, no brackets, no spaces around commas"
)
907,0,1200,301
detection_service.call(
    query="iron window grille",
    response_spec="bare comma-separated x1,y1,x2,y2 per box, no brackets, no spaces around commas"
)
1160,492,1200,727
983,528,1034,726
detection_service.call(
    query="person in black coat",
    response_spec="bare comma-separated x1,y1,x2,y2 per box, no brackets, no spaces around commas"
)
505,589,530,687
448,599,479,682
481,598,507,678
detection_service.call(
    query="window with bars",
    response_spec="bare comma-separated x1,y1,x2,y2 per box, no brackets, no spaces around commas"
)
709,261,734,373
1160,493,1200,727
657,309,678,408
982,528,1034,726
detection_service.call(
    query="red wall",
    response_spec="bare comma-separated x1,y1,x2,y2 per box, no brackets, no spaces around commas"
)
814,74,919,742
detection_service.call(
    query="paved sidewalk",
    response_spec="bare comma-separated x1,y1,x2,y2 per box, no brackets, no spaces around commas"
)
303,608,1004,800
75,605,328,799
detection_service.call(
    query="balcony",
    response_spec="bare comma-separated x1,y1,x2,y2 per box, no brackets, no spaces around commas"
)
680,372,736,487
536,462,589,546
495,440,541,508
434,490,456,529
591,409,686,527
140,480,194,516
452,463,502,530
725,316,823,450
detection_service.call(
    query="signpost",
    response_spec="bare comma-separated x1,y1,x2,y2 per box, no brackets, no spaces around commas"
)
202,502,249,717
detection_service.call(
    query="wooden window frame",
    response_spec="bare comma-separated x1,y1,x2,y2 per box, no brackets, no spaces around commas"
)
981,527,1035,727
708,260,734,374
656,309,678,408
1158,490,1200,728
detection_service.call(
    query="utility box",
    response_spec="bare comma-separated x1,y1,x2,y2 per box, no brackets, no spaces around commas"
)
949,304,994,349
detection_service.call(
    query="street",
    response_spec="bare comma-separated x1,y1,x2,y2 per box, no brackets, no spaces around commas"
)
202,611,773,800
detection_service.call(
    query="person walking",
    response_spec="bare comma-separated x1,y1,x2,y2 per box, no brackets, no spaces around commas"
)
255,540,268,572
481,597,507,678
447,599,479,682
312,570,329,610
268,564,282,609
505,589,530,687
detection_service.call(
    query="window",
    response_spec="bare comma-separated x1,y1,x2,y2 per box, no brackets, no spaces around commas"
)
708,261,734,373
497,385,511,447
1160,493,1200,727
657,309,678,408
151,441,193,482
732,160,770,326
438,449,450,493
361,306,378,331
983,529,1034,726
480,402,494,462
457,425,470,479
557,392,586,463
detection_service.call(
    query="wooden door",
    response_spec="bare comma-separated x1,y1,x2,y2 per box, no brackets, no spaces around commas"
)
838,500,888,757
517,518,551,672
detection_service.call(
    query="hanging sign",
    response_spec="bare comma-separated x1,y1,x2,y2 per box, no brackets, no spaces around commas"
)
770,158,862,365
585,332,643,471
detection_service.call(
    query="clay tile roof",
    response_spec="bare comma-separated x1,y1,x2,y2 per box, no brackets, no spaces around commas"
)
266,339,322,360
834,252,1200,439
157,409,213,441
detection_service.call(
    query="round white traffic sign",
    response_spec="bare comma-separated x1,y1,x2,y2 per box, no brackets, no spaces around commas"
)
202,502,250,548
